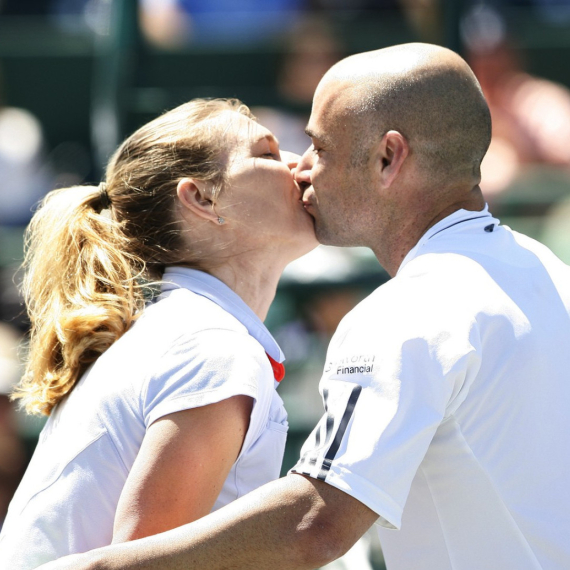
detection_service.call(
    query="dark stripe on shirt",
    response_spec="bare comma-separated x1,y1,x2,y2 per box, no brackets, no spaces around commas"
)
317,385,362,481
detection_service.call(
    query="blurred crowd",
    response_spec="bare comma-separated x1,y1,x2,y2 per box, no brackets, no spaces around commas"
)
0,4,570,569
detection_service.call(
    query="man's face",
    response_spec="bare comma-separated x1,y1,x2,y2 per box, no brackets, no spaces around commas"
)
297,80,378,247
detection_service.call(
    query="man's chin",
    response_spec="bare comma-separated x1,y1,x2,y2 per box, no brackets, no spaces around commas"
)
315,225,360,249
315,227,342,247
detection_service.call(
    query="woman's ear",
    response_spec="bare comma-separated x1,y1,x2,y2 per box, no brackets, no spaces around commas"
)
377,130,409,189
176,178,220,223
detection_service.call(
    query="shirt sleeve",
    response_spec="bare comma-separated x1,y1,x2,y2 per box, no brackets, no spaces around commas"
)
142,327,269,428
290,285,482,530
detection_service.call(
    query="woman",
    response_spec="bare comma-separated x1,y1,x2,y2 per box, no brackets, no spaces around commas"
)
0,98,317,569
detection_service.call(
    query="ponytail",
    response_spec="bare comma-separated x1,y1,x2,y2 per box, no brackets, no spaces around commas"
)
13,185,147,415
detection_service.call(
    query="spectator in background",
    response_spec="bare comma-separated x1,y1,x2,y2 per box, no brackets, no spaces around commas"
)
274,284,367,429
253,16,344,155
139,0,306,48
463,5,570,201
0,322,26,531
0,63,53,348
0,66,51,226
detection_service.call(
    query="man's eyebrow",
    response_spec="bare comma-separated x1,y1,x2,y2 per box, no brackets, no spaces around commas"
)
305,127,332,147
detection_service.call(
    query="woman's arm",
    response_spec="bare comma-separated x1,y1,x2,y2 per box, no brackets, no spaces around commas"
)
112,395,253,542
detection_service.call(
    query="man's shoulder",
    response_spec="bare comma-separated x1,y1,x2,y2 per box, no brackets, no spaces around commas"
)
358,252,474,306
331,252,482,344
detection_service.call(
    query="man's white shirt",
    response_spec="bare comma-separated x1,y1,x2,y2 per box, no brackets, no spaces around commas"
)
293,207,570,569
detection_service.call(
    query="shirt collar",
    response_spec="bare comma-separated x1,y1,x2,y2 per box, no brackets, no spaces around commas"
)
160,267,285,363
397,205,497,275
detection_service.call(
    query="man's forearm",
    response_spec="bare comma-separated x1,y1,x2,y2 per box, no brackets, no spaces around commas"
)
39,474,377,570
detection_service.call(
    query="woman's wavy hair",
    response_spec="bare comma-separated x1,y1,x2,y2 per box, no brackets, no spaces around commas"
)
13,98,254,415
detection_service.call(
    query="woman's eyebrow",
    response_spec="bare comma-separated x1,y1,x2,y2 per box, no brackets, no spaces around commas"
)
253,133,279,146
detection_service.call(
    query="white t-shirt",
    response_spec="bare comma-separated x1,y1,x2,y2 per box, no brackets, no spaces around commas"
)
0,267,288,570
292,208,570,570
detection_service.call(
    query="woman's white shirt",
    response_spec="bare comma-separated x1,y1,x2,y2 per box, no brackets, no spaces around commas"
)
0,267,288,570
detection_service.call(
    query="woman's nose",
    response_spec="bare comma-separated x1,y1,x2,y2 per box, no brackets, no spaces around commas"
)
280,150,301,172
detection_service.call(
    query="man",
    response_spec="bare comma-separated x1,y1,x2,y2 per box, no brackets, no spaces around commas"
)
42,43,570,570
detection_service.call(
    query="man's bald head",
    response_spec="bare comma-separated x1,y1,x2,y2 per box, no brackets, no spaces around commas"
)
318,43,492,187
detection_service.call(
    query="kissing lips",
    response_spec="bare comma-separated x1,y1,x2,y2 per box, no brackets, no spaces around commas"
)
302,187,316,215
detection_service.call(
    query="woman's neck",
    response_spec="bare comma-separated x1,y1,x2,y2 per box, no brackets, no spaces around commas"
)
205,251,289,322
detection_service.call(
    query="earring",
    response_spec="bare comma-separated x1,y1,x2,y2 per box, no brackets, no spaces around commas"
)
217,216,225,225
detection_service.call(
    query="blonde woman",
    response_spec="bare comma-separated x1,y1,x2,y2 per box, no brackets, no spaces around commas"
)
0,99,317,569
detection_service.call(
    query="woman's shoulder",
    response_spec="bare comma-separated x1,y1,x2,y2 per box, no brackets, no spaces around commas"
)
141,287,249,339
130,289,268,379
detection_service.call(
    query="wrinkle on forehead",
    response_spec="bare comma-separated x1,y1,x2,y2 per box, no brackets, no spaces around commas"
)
310,80,360,148
242,117,277,145
206,110,270,144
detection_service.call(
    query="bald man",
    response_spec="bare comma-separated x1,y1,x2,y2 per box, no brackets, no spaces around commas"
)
41,43,570,570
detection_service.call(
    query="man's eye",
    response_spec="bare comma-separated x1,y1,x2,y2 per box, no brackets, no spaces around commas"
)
262,153,278,159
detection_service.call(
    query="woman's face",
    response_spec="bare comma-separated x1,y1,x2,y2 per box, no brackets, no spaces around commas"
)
218,112,318,259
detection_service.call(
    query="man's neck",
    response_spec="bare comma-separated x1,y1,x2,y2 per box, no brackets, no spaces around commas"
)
373,185,486,277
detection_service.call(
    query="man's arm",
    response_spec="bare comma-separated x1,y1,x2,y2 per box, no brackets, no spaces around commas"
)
39,474,378,570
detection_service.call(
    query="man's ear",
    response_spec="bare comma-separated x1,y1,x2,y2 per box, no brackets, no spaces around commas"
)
176,178,219,223
378,130,409,189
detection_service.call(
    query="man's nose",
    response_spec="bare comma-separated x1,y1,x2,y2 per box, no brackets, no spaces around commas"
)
294,145,314,186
